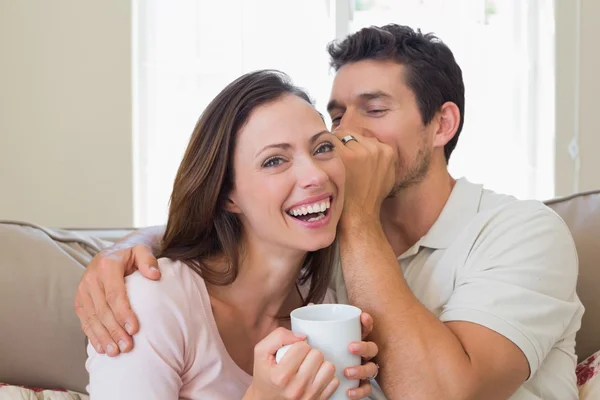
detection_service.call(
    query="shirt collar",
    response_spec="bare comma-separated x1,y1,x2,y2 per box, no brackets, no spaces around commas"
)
418,178,483,250
396,178,484,261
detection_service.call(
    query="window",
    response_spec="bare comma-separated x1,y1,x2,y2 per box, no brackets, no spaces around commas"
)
133,0,555,226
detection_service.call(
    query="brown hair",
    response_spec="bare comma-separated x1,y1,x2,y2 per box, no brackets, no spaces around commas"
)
159,70,336,305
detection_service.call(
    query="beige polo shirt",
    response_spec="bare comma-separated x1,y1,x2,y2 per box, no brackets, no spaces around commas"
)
333,178,584,400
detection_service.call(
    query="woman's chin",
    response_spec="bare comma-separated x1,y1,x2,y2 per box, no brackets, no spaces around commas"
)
300,233,337,252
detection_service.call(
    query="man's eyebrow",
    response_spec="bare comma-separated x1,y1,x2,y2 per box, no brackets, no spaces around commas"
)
358,90,393,101
327,99,344,114
327,91,393,113
255,130,330,157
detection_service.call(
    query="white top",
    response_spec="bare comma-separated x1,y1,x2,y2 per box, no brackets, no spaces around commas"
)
333,178,584,400
86,258,337,400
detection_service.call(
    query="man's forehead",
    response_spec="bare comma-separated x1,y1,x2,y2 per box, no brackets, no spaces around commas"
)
330,62,406,100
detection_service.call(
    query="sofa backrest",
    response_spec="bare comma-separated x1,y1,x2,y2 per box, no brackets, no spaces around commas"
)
0,221,106,393
545,190,600,362
0,189,598,393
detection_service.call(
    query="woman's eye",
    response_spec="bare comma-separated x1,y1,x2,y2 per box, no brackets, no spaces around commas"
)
315,142,335,154
263,157,284,168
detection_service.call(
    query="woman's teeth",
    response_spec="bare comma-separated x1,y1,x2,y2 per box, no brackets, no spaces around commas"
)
287,199,331,217
307,213,326,222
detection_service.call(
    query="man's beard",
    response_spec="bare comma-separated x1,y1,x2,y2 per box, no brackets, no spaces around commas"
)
387,145,431,198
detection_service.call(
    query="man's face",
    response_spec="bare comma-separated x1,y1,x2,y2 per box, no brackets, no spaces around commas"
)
328,59,435,191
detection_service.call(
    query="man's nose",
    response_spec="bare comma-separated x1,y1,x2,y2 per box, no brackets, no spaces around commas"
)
337,112,373,138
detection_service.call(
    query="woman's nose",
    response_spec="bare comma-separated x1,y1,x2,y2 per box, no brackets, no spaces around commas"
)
296,159,329,189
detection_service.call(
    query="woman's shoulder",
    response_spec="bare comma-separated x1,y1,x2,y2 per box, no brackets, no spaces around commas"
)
125,258,208,319
126,257,205,289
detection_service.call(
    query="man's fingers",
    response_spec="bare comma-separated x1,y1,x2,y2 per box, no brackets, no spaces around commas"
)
75,290,104,354
348,380,372,400
349,341,379,360
101,258,139,338
85,313,115,355
345,361,379,381
133,245,161,281
360,312,374,339
78,271,116,353
87,271,130,356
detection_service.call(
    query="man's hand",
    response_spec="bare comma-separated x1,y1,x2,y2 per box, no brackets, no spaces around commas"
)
74,244,160,356
332,130,396,225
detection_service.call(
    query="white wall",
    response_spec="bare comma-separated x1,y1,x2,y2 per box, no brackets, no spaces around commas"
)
0,0,133,228
555,0,600,195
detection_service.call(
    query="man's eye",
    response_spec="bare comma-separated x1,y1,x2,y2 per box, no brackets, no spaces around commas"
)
315,142,335,154
330,116,341,125
368,109,387,115
263,157,284,168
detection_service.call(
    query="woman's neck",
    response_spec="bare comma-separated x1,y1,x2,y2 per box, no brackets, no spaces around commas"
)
206,235,307,328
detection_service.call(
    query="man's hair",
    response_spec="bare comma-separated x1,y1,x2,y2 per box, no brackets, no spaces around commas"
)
327,24,465,162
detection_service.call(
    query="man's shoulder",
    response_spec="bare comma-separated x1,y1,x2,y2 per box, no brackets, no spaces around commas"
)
458,180,564,232
464,194,577,275
477,192,567,234
447,184,576,270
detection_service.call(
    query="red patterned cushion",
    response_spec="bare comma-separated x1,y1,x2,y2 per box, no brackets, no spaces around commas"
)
0,383,87,399
577,351,600,399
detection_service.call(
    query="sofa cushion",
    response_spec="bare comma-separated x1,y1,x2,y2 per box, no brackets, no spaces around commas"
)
0,221,109,394
545,190,600,362
577,350,600,399
0,383,89,399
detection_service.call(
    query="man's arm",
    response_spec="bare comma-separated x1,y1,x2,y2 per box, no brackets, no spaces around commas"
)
74,225,165,357
338,218,530,399
105,225,165,254
330,131,578,399
338,198,583,400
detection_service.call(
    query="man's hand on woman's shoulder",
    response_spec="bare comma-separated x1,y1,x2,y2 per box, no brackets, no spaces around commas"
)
74,241,160,356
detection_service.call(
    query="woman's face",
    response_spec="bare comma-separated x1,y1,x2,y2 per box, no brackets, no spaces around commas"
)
228,94,345,253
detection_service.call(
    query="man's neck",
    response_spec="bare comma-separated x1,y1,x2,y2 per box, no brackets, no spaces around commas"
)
380,168,455,257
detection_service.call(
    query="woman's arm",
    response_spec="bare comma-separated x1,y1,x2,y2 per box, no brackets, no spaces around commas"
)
86,267,187,399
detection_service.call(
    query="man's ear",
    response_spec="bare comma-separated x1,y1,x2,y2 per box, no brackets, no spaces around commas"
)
224,194,242,214
433,101,460,148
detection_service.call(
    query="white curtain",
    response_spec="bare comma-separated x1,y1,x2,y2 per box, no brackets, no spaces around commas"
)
133,0,555,226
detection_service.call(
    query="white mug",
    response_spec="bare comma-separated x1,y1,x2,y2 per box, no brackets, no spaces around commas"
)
276,304,362,400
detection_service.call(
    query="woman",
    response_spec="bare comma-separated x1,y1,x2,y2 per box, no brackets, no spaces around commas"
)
86,70,378,399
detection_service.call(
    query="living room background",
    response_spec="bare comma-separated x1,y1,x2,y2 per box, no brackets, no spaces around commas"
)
0,0,598,228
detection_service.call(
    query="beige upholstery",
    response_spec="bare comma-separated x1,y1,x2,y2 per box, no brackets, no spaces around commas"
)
0,221,108,393
545,190,600,362
0,190,598,393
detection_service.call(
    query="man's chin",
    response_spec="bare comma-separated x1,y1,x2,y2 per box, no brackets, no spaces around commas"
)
387,184,401,198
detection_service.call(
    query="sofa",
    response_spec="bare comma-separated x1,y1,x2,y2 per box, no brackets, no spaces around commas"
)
0,190,599,398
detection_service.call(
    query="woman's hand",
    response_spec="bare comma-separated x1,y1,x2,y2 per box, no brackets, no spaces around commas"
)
245,327,340,400
344,312,379,399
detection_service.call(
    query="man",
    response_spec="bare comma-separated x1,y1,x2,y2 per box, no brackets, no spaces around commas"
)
75,25,583,399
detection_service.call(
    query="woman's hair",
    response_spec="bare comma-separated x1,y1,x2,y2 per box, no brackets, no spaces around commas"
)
159,70,337,306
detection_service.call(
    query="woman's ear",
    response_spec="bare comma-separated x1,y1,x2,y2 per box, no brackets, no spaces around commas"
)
224,193,242,214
